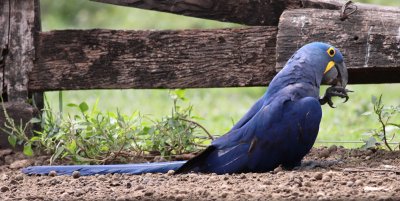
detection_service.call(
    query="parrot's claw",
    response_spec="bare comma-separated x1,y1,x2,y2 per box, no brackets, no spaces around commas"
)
319,86,353,108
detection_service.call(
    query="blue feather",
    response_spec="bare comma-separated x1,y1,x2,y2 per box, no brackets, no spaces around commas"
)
22,161,186,176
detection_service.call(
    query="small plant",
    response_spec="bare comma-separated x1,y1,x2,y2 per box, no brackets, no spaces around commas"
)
1,90,211,164
34,101,147,164
362,95,400,151
0,102,37,156
145,89,211,157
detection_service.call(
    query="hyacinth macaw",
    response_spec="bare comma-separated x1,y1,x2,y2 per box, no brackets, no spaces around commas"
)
23,42,350,176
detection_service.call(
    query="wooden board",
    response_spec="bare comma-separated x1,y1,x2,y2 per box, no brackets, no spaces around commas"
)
5,0,40,101
92,0,294,26
277,8,400,84
30,27,278,91
91,0,400,26
0,0,9,97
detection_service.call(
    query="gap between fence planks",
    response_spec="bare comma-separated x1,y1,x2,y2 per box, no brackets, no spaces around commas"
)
30,27,278,91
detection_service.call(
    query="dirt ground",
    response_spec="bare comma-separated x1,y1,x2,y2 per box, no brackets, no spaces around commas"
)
1,146,400,201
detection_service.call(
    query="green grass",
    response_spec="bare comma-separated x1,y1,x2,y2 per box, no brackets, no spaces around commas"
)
45,84,400,148
41,0,400,149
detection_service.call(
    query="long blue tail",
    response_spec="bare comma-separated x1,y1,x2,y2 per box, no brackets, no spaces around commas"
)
22,161,186,176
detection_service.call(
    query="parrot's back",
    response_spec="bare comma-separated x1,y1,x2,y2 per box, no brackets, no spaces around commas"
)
176,89,322,174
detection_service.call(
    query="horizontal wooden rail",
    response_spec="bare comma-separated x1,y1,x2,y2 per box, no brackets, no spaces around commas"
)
277,8,400,84
91,0,297,26
30,27,278,91
91,0,399,26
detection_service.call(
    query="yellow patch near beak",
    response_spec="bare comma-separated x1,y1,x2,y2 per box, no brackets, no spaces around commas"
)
324,61,335,74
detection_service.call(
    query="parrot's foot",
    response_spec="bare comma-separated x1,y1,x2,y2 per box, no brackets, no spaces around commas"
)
294,160,342,170
319,86,353,108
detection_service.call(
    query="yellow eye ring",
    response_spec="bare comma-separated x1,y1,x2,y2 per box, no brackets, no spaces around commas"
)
327,47,335,57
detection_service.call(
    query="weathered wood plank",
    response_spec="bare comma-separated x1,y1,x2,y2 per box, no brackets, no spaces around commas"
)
91,0,292,26
5,0,40,101
91,0,400,26
30,27,278,91
277,8,400,84
0,0,10,98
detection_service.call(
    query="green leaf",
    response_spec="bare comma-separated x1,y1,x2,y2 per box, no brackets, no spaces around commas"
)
79,102,89,113
66,139,77,153
23,143,34,156
174,89,186,101
191,115,204,120
29,117,42,123
29,136,41,142
52,146,65,162
8,135,17,147
67,103,78,107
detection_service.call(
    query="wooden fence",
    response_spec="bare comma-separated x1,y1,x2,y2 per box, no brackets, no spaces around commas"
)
0,0,399,148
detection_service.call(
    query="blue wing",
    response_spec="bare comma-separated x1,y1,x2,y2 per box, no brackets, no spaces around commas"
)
176,96,322,174
22,161,186,176
229,95,265,130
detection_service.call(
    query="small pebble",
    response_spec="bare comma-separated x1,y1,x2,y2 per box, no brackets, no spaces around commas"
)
319,149,330,158
144,190,154,196
126,182,132,189
15,174,24,181
314,172,323,180
346,181,354,187
49,171,57,177
116,196,128,201
221,192,228,198
167,170,175,175
322,175,331,182
135,185,145,191
328,145,338,153
74,189,84,197
0,174,8,181
273,166,283,173
1,186,9,192
354,180,363,186
304,181,312,187
72,171,80,179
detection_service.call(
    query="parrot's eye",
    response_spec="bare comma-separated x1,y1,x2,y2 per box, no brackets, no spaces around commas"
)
327,47,335,57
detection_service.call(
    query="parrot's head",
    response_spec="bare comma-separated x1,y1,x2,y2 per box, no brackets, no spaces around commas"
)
307,42,348,89
268,42,351,107
305,42,351,107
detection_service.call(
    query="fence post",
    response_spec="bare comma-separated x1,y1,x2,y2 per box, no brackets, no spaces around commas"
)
0,0,42,149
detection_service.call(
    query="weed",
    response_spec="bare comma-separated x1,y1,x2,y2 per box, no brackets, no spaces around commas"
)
0,101,35,156
362,95,400,151
1,90,210,164
145,90,210,157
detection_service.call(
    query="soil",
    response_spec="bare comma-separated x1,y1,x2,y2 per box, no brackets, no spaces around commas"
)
1,146,400,201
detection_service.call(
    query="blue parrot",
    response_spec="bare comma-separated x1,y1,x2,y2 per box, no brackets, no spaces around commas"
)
22,42,350,176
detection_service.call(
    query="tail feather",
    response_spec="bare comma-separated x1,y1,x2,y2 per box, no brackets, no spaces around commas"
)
175,146,216,174
22,161,186,176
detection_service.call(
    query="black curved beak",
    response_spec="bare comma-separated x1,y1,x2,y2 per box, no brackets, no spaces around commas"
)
321,61,348,88
335,61,348,88
320,61,352,108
